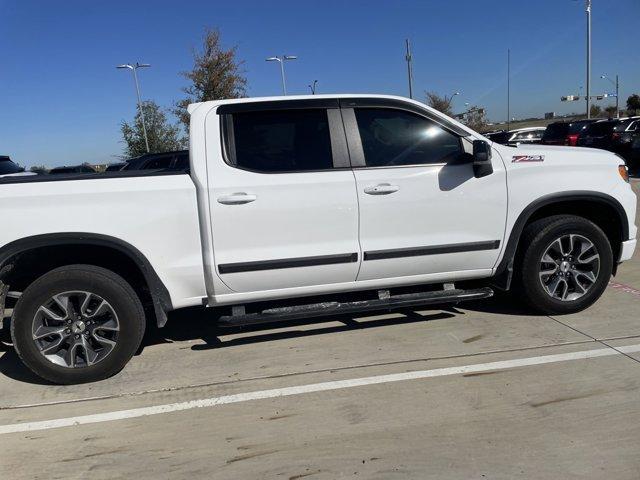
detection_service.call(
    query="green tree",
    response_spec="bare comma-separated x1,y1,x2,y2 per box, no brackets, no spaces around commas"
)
604,105,617,118
121,100,187,158
627,94,640,115
590,104,602,118
425,91,455,117
175,28,247,129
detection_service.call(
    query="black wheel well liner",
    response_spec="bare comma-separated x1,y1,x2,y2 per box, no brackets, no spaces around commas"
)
0,233,172,327
493,191,628,289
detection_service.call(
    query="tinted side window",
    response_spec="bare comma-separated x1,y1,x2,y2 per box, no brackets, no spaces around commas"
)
143,157,173,170
354,109,462,167
229,109,333,172
172,153,190,171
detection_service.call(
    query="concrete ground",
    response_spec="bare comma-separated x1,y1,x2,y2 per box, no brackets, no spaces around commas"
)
1,182,639,480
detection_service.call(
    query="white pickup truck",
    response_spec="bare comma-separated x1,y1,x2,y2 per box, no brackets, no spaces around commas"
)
0,95,636,384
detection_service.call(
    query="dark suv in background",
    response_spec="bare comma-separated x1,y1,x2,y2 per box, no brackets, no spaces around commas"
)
576,120,620,149
541,119,597,146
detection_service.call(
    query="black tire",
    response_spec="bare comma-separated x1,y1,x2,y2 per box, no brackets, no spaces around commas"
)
515,215,613,315
11,265,145,384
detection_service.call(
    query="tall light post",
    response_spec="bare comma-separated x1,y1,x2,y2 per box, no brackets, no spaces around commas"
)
448,91,460,111
266,55,297,95
507,48,511,132
601,74,620,118
585,0,592,118
308,80,318,95
117,62,151,153
405,39,414,99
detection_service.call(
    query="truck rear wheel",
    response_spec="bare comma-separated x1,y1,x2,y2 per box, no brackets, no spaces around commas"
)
516,215,613,315
11,265,145,384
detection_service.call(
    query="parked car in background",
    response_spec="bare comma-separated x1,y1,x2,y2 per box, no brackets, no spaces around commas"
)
576,120,622,150
49,164,97,175
504,127,545,146
484,130,510,144
0,156,36,178
629,136,640,175
541,119,598,146
484,127,544,146
121,150,189,172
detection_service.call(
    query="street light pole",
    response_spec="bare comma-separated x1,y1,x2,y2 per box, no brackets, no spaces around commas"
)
586,0,592,118
117,62,151,153
266,55,297,95
507,48,511,133
616,74,619,118
405,39,414,99
447,91,460,111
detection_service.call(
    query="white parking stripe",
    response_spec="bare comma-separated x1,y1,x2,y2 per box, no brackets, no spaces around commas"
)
2,343,639,435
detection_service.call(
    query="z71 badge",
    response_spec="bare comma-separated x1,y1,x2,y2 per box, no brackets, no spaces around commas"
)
512,155,544,163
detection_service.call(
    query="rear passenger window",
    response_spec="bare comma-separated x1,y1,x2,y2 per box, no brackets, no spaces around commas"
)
354,109,463,167
226,109,334,172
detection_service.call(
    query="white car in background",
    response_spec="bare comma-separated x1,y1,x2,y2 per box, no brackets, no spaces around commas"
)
485,127,546,146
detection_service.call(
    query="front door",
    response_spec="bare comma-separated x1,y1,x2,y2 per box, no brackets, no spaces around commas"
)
342,104,507,282
207,102,361,293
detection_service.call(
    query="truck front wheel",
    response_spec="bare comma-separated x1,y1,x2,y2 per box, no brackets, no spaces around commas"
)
11,265,145,384
517,215,613,315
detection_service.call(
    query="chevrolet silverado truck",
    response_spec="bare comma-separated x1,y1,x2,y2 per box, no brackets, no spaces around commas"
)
0,95,636,384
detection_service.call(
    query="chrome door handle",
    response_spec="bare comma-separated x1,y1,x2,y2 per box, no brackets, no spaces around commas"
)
364,184,400,195
217,193,257,205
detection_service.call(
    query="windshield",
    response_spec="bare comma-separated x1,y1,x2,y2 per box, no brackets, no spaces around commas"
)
0,158,24,175
568,121,593,134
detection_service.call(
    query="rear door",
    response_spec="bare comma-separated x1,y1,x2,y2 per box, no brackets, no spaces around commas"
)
207,100,360,293
341,99,507,282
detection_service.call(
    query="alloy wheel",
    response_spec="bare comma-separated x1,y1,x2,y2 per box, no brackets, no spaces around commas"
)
31,291,120,368
538,234,600,302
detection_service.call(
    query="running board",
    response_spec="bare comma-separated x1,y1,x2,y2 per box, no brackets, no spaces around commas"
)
218,287,493,327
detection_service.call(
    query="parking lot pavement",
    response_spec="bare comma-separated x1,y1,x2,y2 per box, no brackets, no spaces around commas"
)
1,180,639,479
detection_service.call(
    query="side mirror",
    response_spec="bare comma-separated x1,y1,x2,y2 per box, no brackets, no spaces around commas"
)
472,140,494,178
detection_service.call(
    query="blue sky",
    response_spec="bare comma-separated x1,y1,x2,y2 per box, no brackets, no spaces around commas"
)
1,0,639,167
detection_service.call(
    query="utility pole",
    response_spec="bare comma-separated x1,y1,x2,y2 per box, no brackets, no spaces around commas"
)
615,74,619,118
507,49,511,133
586,0,592,118
405,39,414,99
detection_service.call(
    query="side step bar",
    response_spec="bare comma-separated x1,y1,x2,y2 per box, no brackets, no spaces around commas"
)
218,287,493,327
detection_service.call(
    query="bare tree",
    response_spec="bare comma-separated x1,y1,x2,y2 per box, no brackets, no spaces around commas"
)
425,91,455,117
175,28,247,129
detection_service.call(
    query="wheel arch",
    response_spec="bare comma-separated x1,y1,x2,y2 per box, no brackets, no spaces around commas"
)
493,191,628,289
0,233,172,327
